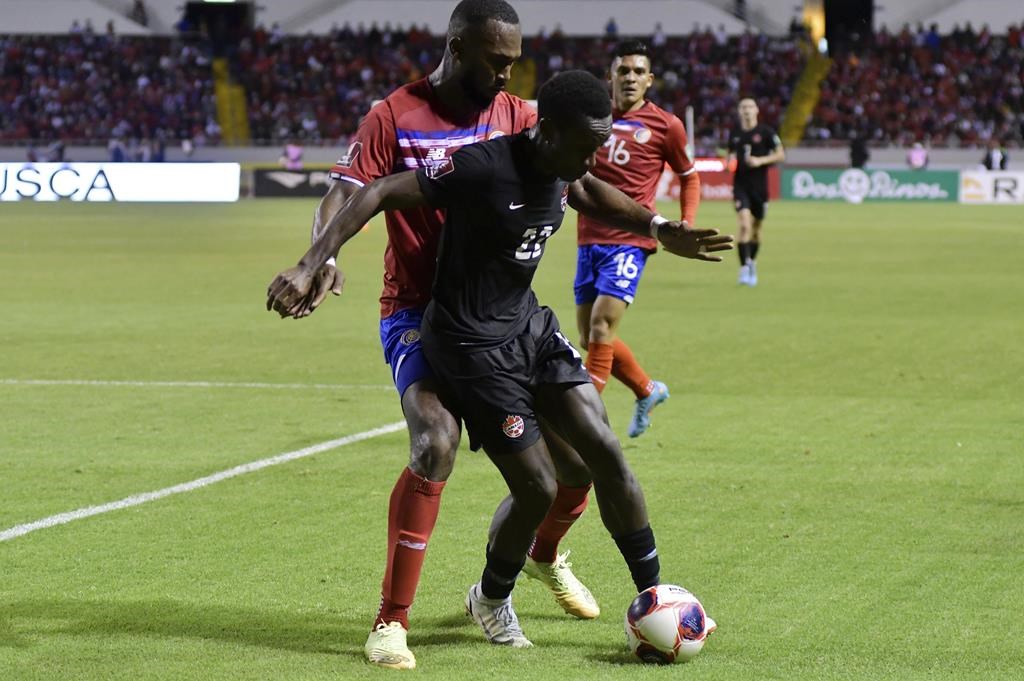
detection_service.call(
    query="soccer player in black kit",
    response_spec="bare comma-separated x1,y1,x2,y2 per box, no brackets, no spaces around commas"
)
728,97,785,286
267,71,731,648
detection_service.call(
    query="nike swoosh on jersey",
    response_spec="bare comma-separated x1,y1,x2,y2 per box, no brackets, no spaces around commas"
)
509,202,525,210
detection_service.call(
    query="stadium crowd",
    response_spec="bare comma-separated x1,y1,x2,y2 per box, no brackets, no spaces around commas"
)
0,30,220,147
806,22,1024,146
2,20,1022,150
236,22,439,144
235,22,802,155
526,27,802,154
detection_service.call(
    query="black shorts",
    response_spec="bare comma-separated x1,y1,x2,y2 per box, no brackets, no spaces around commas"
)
422,306,591,455
733,183,768,221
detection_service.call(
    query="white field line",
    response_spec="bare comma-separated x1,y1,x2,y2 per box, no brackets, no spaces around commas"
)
0,378,392,391
0,420,407,543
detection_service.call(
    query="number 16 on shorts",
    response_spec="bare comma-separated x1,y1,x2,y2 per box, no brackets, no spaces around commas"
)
574,243,650,306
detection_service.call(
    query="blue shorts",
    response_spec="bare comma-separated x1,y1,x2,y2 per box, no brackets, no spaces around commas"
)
379,308,434,398
574,244,650,306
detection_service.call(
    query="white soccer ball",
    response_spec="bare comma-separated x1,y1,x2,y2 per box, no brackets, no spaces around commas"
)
624,584,712,664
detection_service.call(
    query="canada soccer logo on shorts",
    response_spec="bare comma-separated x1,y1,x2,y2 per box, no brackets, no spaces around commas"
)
501,414,525,439
400,329,420,345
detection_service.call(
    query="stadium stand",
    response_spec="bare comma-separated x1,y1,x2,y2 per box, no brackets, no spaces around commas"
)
0,0,1020,153
806,23,1024,146
0,32,220,147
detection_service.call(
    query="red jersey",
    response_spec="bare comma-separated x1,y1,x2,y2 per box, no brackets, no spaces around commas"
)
577,101,695,250
329,79,536,318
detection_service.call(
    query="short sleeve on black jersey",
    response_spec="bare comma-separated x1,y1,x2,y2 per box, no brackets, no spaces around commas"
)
415,143,495,207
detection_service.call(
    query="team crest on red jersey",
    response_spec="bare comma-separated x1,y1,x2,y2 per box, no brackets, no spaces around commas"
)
501,414,525,439
488,130,506,140
337,142,361,168
425,157,455,179
634,127,652,144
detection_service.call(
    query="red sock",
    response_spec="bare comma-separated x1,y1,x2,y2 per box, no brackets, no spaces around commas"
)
374,466,446,630
528,482,592,563
611,338,654,399
586,341,615,394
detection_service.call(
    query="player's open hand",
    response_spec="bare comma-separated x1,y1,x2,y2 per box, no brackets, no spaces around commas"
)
266,265,317,318
292,261,345,319
657,221,735,261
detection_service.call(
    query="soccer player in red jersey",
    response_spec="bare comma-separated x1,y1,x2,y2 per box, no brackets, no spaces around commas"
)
280,0,594,669
573,40,701,438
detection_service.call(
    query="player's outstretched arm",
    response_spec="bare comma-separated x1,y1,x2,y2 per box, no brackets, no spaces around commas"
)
568,173,733,261
569,172,657,232
267,171,428,318
303,180,361,313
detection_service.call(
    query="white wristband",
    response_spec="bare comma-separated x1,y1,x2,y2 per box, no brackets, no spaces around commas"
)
325,257,337,268
649,215,668,239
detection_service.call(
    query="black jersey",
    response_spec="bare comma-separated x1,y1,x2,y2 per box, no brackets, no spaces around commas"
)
415,132,570,350
728,124,781,191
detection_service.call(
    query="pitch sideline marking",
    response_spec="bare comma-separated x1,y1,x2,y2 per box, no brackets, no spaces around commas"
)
0,420,407,543
0,378,392,391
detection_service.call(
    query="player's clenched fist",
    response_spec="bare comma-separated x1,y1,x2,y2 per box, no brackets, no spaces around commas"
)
266,265,315,318
656,222,734,261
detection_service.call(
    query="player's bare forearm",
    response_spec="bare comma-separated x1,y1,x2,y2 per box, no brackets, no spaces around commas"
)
568,173,655,237
311,180,359,245
298,171,427,270
567,175,734,262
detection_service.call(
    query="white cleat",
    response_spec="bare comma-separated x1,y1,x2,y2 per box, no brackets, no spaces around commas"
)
364,621,416,669
523,550,600,619
738,264,751,286
747,261,758,286
465,583,533,648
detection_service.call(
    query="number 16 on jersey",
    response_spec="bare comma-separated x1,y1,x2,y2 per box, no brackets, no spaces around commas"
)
604,136,631,166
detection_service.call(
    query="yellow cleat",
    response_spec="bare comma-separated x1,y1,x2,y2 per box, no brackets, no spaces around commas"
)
523,550,600,619
365,621,416,670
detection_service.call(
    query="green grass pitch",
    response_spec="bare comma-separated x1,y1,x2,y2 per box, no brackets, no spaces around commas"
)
1,198,1022,680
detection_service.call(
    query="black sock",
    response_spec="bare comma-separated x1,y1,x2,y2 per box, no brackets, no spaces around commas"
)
613,525,661,592
737,242,750,266
750,241,760,261
480,545,525,600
